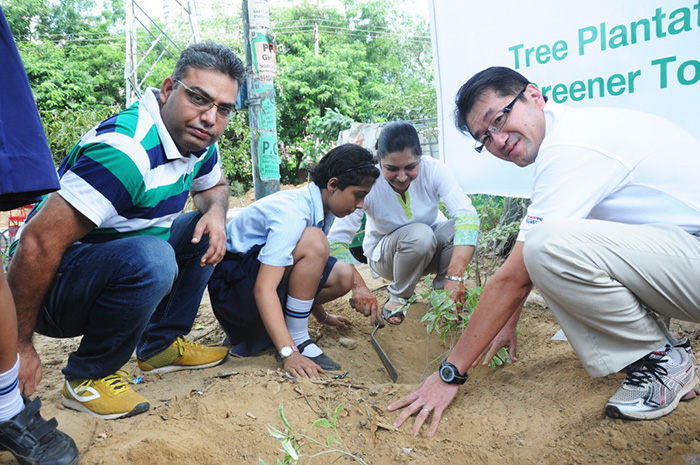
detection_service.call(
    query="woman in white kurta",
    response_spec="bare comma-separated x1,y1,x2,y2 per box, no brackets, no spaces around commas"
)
328,121,479,325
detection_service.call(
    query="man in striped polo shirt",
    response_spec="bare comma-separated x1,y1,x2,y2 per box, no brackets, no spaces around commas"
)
7,42,244,420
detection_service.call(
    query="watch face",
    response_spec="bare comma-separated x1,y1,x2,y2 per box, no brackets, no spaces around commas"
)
280,346,293,358
440,364,455,383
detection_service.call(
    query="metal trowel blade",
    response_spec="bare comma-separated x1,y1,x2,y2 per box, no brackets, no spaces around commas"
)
370,324,398,382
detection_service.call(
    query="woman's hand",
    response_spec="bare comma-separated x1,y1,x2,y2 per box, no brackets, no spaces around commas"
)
350,286,382,327
444,279,465,314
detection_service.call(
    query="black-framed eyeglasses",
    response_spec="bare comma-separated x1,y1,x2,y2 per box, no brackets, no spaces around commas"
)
474,86,528,153
174,79,237,119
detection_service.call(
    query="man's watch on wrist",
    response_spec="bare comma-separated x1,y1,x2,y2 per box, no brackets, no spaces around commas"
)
439,359,468,384
445,275,464,283
279,345,298,359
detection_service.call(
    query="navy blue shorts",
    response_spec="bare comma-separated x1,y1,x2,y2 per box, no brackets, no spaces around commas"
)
208,244,337,356
0,7,60,211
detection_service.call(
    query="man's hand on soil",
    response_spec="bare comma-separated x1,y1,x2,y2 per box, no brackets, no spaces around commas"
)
387,371,459,436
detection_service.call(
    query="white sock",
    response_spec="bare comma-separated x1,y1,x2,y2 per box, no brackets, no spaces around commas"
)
0,355,24,422
285,296,322,357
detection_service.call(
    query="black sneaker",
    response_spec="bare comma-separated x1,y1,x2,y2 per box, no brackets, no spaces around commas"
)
0,396,79,465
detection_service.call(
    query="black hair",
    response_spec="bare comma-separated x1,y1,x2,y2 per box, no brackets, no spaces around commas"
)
172,41,246,87
376,121,422,160
453,66,530,138
309,143,380,190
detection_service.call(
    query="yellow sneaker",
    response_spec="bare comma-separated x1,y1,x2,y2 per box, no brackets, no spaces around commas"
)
62,371,150,420
137,336,228,374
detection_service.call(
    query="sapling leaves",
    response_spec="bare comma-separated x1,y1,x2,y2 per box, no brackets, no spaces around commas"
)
282,439,299,461
262,403,367,464
279,404,293,431
488,347,513,371
267,425,288,441
313,418,332,428
419,276,515,368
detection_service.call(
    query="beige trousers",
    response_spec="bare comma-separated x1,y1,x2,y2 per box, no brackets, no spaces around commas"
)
369,220,455,300
523,219,700,377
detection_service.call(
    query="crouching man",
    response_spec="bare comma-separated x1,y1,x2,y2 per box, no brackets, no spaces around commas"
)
8,41,245,420
389,66,700,435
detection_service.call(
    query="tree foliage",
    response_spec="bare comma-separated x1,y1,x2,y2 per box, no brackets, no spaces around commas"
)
4,0,435,188
4,0,126,109
274,0,435,125
272,0,435,181
40,106,122,166
218,112,254,196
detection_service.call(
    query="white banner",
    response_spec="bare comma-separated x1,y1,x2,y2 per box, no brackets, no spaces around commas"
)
430,0,700,197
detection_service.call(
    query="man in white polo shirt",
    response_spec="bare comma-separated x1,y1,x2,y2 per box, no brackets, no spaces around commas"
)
388,66,700,435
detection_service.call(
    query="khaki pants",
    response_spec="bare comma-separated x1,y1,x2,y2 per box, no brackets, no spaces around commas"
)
523,219,700,377
369,220,455,300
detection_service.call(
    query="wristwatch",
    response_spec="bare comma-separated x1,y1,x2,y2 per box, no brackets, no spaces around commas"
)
439,359,468,385
279,345,298,359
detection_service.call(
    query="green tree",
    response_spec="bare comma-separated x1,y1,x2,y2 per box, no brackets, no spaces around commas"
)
40,106,122,166
343,0,435,121
218,112,254,196
3,0,126,110
271,0,435,181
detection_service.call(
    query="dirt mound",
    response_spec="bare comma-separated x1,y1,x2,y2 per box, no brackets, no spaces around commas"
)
3,269,700,465
3,196,700,464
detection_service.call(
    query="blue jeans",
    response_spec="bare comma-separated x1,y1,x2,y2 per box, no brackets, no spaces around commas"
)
35,211,214,380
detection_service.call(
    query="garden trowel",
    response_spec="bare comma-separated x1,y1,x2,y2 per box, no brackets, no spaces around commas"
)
370,324,398,382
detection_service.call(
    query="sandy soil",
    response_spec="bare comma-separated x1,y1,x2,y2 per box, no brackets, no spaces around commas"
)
2,205,700,464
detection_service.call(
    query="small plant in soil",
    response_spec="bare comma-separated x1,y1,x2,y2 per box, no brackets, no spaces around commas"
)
260,403,367,465
418,275,513,371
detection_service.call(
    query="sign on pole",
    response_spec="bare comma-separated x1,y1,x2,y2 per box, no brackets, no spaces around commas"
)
244,0,280,198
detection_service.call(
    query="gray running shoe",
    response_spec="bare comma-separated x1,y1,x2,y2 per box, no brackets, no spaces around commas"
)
606,344,697,420
675,338,700,400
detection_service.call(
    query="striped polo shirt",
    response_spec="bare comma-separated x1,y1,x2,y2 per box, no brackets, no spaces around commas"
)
34,88,222,242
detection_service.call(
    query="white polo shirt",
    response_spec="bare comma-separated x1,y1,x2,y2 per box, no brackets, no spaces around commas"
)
518,103,700,242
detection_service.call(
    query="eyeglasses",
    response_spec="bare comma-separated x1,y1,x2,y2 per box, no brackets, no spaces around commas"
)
174,79,236,119
474,86,528,153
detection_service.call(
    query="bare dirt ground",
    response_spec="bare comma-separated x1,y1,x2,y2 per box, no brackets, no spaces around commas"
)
2,204,700,465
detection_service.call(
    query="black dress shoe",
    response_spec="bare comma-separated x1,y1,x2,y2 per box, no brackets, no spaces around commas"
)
298,340,341,371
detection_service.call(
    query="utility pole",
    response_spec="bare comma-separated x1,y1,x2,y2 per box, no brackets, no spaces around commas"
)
313,20,318,56
124,0,201,106
243,0,280,199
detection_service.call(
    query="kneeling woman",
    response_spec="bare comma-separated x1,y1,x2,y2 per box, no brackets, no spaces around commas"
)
208,144,379,379
328,121,480,326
